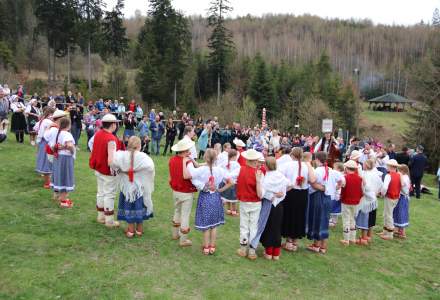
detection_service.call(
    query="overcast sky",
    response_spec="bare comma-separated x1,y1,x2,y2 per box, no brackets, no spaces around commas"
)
104,0,439,25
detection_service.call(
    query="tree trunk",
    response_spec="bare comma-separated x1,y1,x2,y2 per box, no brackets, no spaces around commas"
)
88,39,92,93
47,42,51,83
52,49,56,81
217,73,220,106
174,81,177,109
67,45,71,86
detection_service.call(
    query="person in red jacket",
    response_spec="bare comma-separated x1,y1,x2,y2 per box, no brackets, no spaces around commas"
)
89,114,122,228
169,138,198,247
236,149,264,260
340,160,363,246
379,159,401,240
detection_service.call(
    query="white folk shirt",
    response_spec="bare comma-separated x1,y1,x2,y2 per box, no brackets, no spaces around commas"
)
48,130,76,157
10,101,25,112
221,160,241,183
35,118,54,143
310,166,338,197
277,159,309,190
188,164,228,192
216,151,228,168
262,170,289,207
183,135,197,160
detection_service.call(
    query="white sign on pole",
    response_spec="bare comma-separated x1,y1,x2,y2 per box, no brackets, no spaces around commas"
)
322,119,333,133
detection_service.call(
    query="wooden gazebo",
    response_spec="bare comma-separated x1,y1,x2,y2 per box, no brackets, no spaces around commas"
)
368,93,415,112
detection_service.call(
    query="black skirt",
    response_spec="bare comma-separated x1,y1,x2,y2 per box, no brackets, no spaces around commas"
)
368,209,377,228
261,203,284,248
11,112,27,132
282,188,309,239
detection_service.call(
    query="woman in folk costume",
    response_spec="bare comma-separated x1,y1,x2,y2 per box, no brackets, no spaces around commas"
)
112,136,155,238
251,157,289,261
278,147,317,252
314,131,340,168
393,164,411,239
349,150,364,175
34,107,56,188
185,149,233,255
220,149,241,216
89,114,124,228
25,99,41,146
355,159,383,245
10,95,27,143
305,151,336,254
48,117,76,208
379,159,401,240
233,138,247,167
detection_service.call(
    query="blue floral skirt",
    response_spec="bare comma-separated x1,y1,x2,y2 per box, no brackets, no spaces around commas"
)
220,183,237,202
331,200,341,215
195,191,225,231
117,192,153,224
393,194,409,228
306,191,331,241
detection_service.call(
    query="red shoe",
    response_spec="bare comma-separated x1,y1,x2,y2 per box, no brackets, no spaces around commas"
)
60,199,73,208
43,183,50,189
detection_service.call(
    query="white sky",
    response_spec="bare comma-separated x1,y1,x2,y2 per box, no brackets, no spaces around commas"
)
105,0,439,25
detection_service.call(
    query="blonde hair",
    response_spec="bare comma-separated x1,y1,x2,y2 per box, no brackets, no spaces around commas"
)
204,148,217,173
228,149,238,160
223,142,231,151
364,159,375,171
291,147,303,161
398,164,409,175
302,152,312,163
214,143,222,155
334,162,344,172
265,157,277,171
127,136,141,151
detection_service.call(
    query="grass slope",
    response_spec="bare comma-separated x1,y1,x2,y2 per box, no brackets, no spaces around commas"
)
0,137,439,300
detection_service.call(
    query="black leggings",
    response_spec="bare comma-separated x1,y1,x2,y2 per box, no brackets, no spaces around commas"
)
15,131,24,143
163,137,175,154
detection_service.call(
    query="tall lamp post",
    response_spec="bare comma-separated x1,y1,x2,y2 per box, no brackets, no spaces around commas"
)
353,68,361,137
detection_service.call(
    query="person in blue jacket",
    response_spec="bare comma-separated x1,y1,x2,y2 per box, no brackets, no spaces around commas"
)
149,115,165,155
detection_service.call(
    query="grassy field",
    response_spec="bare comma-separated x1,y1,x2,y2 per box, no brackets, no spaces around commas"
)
0,136,440,300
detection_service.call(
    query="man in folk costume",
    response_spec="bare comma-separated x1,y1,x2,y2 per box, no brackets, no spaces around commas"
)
169,138,198,247
89,114,123,228
379,159,401,240
314,131,340,168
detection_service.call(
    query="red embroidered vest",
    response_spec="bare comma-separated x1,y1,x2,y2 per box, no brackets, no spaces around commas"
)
386,171,401,200
89,129,120,176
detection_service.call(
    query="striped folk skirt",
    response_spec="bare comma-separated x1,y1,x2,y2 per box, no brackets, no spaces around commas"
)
117,192,153,224
306,191,331,241
51,154,75,193
35,139,52,174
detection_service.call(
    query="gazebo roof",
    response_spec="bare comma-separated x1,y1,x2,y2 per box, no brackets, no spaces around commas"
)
368,93,415,104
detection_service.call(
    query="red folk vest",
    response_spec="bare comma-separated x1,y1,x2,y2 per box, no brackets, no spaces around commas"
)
236,165,260,202
341,173,363,205
168,155,197,193
89,129,120,176
386,171,401,200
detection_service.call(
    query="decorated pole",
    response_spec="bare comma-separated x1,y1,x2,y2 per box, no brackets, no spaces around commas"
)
262,108,267,128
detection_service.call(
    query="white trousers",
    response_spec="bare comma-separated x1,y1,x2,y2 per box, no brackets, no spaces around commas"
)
239,201,261,246
172,191,194,231
95,171,118,214
383,198,398,238
342,204,357,241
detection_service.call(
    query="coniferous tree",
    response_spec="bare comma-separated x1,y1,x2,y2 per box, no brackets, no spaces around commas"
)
77,0,105,92
248,54,276,118
207,0,235,102
101,0,128,60
136,0,190,107
433,8,440,27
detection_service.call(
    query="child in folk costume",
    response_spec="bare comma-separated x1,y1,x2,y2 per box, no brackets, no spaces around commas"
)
169,138,198,247
251,157,289,261
236,149,264,260
185,149,233,255
339,160,363,246
112,136,155,238
329,162,345,227
216,142,231,168
379,159,401,240
349,150,364,176
393,164,411,239
355,159,383,245
278,147,316,252
234,138,247,167
48,117,76,208
89,114,124,228
306,152,336,254
220,149,241,216
34,107,55,188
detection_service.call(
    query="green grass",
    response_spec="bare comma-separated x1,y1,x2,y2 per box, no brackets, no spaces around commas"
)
0,136,440,299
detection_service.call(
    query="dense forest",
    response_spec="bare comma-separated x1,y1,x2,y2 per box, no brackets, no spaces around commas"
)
0,1,440,165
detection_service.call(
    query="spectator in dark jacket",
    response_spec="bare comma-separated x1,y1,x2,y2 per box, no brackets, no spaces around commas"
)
409,145,428,199
163,117,177,155
150,115,165,155
396,147,410,165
